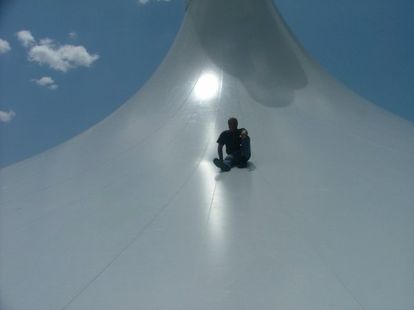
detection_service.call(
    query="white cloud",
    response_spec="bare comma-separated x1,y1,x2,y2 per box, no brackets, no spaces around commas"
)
138,0,171,5
34,76,54,86
0,110,16,123
16,30,99,72
0,38,11,54
32,76,58,90
16,30,35,47
28,42,99,72
39,38,53,45
69,32,78,40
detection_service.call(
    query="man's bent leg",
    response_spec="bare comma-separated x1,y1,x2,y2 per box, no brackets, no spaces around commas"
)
213,158,230,171
214,151,243,171
222,155,234,171
225,151,244,168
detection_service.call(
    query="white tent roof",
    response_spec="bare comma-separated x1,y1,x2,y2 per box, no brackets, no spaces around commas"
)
1,0,414,309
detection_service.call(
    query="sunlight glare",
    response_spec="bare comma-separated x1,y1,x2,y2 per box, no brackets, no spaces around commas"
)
194,73,220,101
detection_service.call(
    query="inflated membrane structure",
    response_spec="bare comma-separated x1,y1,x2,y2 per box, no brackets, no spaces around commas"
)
1,0,414,309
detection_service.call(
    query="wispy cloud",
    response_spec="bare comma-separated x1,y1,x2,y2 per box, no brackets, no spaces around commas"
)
0,38,11,54
69,32,78,40
17,30,99,72
137,0,171,5
16,30,35,47
0,110,16,123
32,76,58,90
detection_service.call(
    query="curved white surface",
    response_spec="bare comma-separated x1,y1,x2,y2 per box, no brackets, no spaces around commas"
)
1,0,414,309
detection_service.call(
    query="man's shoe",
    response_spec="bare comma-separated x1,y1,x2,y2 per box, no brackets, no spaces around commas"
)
213,158,221,168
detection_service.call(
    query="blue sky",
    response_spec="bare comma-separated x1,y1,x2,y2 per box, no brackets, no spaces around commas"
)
276,0,414,120
0,0,413,167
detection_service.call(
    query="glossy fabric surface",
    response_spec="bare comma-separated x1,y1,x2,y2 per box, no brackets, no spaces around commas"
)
1,0,414,309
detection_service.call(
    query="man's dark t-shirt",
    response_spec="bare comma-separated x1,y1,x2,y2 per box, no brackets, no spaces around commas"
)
217,128,245,155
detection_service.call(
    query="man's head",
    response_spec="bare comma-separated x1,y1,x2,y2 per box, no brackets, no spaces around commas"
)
228,117,238,132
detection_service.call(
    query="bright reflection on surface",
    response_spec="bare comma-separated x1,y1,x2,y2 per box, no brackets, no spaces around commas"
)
194,73,220,101
199,158,227,259
199,159,216,194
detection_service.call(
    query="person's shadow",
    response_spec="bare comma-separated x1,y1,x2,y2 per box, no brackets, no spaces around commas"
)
245,162,257,171
214,161,256,181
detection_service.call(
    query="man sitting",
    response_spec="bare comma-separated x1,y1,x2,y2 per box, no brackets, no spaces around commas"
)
213,117,251,172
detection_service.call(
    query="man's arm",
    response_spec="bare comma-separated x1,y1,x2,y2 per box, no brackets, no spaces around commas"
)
217,143,224,161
